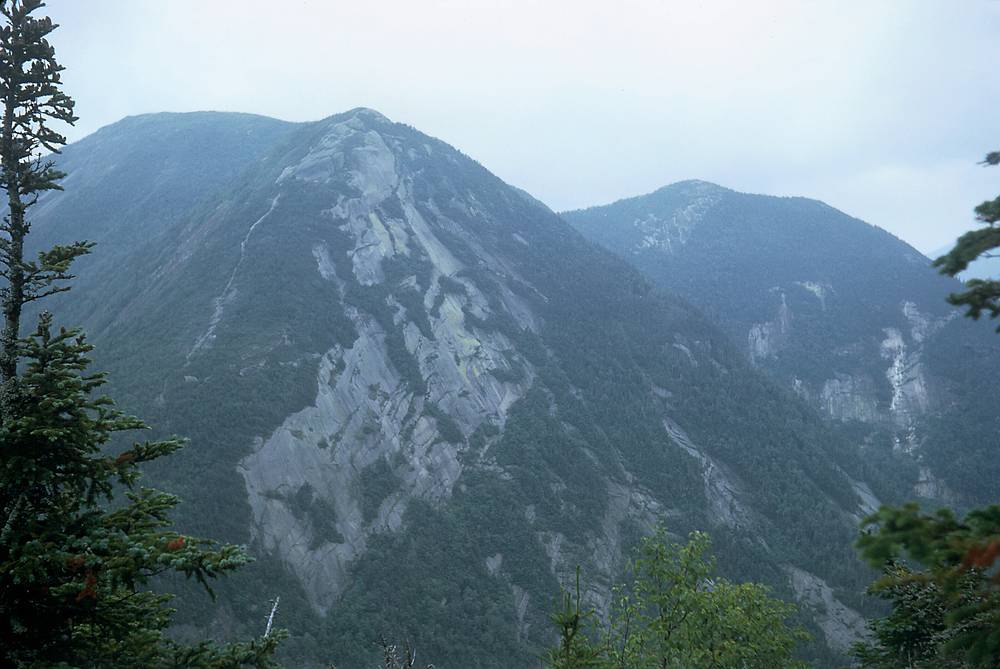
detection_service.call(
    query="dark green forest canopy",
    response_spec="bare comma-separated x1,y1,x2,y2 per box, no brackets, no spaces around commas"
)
563,182,1000,505
14,109,893,668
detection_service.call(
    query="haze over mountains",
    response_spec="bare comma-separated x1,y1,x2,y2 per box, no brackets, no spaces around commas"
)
564,182,1000,507
25,109,996,667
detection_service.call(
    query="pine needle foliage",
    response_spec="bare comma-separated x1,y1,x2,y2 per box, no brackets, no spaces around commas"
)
934,150,1000,329
857,504,1000,669
0,2,285,666
0,314,286,667
0,0,91,418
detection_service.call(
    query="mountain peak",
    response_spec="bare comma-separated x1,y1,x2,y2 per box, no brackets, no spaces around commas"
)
322,106,394,129
645,179,732,206
561,180,731,218
274,109,409,191
36,108,913,666
659,179,730,193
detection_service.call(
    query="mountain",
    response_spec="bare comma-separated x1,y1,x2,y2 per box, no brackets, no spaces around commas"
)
31,114,896,667
27,111,297,337
563,180,1000,508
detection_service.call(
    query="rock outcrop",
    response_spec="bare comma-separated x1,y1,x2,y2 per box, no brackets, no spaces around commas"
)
27,111,904,668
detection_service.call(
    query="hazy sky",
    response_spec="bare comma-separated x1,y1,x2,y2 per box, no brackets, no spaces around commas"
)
46,0,999,253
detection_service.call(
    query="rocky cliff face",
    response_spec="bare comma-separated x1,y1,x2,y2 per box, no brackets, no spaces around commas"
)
564,181,1000,507
33,115,889,667
232,112,539,613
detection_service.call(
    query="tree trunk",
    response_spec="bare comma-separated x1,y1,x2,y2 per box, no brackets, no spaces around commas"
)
0,77,24,418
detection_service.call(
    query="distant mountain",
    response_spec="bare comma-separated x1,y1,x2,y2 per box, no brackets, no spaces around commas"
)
28,111,297,338
564,181,1000,507
31,115,901,667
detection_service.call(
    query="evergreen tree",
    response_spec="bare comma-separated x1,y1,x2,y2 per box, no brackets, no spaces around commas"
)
0,2,286,666
0,315,285,667
0,0,90,420
934,150,1000,329
372,637,434,669
856,504,999,669
852,563,972,669
857,148,1000,669
543,568,603,669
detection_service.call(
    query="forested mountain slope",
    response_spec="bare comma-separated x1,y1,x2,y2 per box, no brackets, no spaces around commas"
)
30,112,898,667
564,181,1000,507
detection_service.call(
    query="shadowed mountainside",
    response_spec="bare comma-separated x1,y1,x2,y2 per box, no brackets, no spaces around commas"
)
26,113,919,667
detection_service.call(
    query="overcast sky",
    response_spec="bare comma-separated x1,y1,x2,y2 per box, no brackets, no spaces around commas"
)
46,0,999,253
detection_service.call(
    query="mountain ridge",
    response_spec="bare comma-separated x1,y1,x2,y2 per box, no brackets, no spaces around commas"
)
563,181,1000,507
26,108,914,667
563,179,929,261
